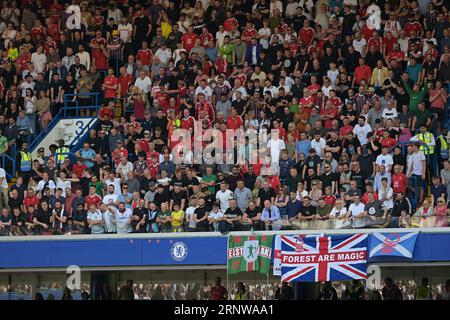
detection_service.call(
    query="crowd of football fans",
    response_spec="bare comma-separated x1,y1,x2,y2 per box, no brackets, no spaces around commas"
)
0,0,449,236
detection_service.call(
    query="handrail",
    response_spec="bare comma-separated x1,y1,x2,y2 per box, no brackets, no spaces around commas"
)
28,109,63,152
63,92,100,118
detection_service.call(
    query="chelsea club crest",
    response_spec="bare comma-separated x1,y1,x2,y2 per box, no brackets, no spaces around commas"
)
171,241,188,261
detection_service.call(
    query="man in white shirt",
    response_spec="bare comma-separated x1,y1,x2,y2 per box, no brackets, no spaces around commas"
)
134,70,152,94
117,16,133,43
406,142,427,203
352,32,367,56
100,203,116,233
347,195,367,228
267,131,286,164
0,164,8,210
36,172,56,195
154,41,172,66
215,25,228,48
353,116,372,146
87,204,105,234
215,182,234,212
110,202,132,234
31,46,47,73
311,132,326,159
103,185,119,205
375,146,394,172
76,44,91,71
194,80,213,101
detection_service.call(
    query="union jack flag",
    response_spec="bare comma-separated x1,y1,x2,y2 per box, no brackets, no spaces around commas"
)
280,234,368,282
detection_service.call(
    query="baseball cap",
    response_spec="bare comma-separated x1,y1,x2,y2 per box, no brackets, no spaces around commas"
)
112,30,119,36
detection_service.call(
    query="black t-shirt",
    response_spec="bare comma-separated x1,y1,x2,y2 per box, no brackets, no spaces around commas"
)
153,189,170,208
132,207,147,221
320,172,338,190
244,206,261,219
194,206,208,220
8,197,22,210
365,200,384,217
35,209,51,224
304,155,321,170
11,213,26,226
300,205,316,217
258,188,276,204
63,79,76,95
350,170,368,191
224,207,242,219
73,209,87,223
326,139,342,161
171,190,187,208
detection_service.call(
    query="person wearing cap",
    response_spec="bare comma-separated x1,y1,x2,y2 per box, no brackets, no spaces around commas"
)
155,39,172,66
106,29,124,73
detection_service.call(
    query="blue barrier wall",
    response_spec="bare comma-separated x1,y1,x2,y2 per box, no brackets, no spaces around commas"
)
0,233,449,269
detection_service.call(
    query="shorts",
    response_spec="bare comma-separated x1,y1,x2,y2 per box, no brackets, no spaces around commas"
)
410,174,426,189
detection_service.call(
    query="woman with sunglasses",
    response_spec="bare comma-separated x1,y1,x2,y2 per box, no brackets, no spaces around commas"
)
434,197,448,228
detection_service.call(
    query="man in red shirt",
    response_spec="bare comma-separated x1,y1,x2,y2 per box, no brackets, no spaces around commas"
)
367,31,383,53
23,189,40,212
241,22,257,44
383,31,397,56
181,109,195,133
112,141,129,166
404,15,423,37
226,108,243,130
90,31,108,71
386,43,405,64
380,131,397,149
392,164,408,194
85,186,102,209
136,41,153,66
298,20,315,46
73,159,88,178
223,11,238,32
339,117,354,139
210,277,228,300
182,26,198,52
196,93,215,121
199,27,214,48
321,102,338,129
352,58,372,87
118,66,132,97
299,88,314,115
102,67,119,104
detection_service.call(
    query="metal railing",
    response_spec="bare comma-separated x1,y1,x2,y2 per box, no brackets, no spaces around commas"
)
1,143,16,181
63,92,100,117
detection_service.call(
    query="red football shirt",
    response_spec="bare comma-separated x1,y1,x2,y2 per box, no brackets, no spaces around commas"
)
182,33,198,52
136,49,153,66
103,76,119,98
392,173,408,194
85,194,102,209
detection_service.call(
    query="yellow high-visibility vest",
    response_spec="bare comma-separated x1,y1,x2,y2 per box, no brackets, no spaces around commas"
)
56,147,70,162
417,132,434,155
19,151,32,171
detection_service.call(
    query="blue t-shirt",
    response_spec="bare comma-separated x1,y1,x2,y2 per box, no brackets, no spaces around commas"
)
78,148,96,168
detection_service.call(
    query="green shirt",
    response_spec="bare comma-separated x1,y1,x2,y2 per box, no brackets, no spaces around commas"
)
0,213,10,223
403,80,429,114
202,174,217,195
0,136,7,154
316,204,332,217
158,210,172,231
89,181,104,196
414,109,432,128
233,42,247,63
219,44,235,63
